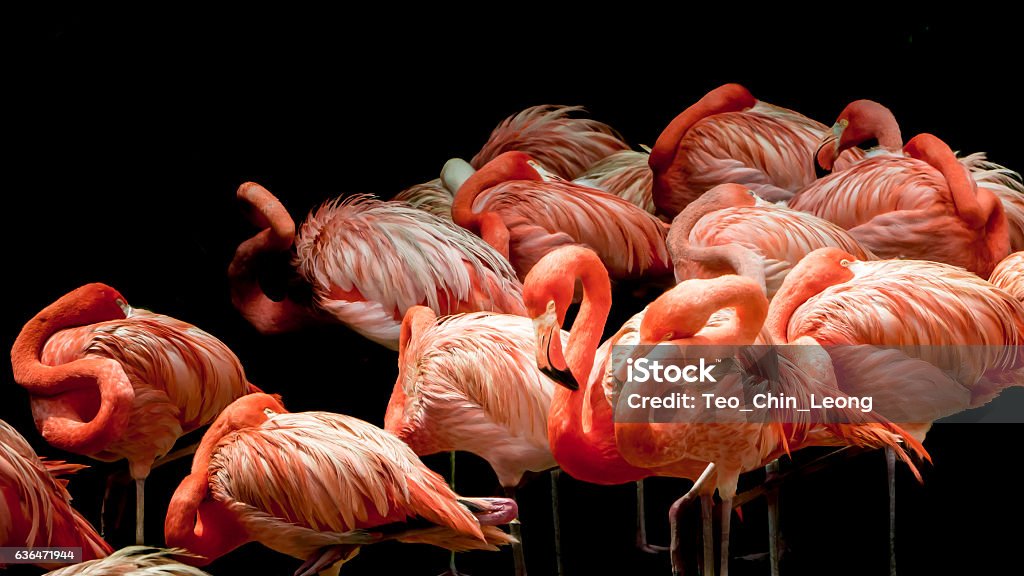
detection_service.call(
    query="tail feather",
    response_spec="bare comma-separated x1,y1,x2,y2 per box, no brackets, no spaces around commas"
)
824,422,929,483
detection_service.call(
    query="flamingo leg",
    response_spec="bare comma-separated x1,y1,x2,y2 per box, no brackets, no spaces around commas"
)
504,486,527,576
637,480,669,553
551,469,563,576
720,497,733,576
765,460,781,576
887,447,897,576
702,495,715,576
437,452,467,576
100,472,115,538
669,462,716,576
135,478,145,545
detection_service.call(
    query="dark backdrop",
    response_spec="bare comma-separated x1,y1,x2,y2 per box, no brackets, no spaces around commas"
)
6,7,1022,576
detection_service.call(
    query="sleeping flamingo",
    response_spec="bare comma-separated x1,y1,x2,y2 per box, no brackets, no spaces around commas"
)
10,283,256,544
668,183,875,300
990,252,1024,303
766,247,1024,575
384,306,559,576
2,419,112,568
610,275,928,576
165,393,517,576
649,83,866,217
43,547,210,576
229,182,526,349
792,100,1011,276
448,151,671,281
393,104,629,218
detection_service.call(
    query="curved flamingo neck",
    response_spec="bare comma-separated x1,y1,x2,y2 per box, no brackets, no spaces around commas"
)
649,84,756,172
562,259,613,385
10,285,134,455
451,153,543,232
164,474,248,565
837,100,903,154
228,182,312,335
641,277,767,346
667,187,766,290
766,261,852,343
903,134,989,229
398,306,436,366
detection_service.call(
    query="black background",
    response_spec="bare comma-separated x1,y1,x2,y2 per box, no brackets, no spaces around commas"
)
5,7,1023,575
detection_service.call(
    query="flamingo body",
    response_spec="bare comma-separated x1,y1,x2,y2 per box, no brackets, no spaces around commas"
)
990,252,1024,303
384,307,558,488
1,419,111,566
574,150,657,216
166,394,515,573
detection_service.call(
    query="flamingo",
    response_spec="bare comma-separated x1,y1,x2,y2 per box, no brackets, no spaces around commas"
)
523,246,714,563
792,100,1011,276
609,275,928,576
668,183,876,300
1,419,112,568
165,393,517,576
649,83,866,218
393,104,629,218
766,247,1024,575
229,182,526,349
447,151,671,281
574,149,657,216
43,547,210,576
384,305,560,576
10,283,256,544
990,251,1024,303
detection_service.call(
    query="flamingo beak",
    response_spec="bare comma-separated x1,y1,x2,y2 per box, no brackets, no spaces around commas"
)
532,305,579,391
814,132,839,177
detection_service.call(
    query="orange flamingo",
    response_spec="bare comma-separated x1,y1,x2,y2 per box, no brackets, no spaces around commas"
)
990,251,1024,303
792,100,1010,276
43,547,209,576
229,182,526,349
766,248,1024,575
165,394,517,576
524,246,713,561
448,151,671,280
393,104,629,218
1,419,112,568
610,275,927,576
649,83,866,218
668,183,875,300
10,283,255,544
384,305,559,576
574,149,657,216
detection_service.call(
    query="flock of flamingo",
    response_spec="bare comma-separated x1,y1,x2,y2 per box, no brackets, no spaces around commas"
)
3,83,1024,576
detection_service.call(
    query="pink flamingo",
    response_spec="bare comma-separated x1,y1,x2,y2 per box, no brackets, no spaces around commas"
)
766,247,1024,575
668,183,876,300
448,151,671,280
649,83,866,217
393,104,629,218
524,246,713,562
1,419,112,568
792,100,1010,276
384,306,559,575
229,182,526,349
574,149,658,216
43,547,210,576
990,252,1024,303
165,393,517,576
10,283,255,544
610,275,927,576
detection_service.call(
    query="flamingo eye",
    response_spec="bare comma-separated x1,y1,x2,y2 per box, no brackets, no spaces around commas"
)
263,408,277,418
840,259,851,267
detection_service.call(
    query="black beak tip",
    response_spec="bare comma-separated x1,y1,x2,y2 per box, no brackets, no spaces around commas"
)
814,159,832,180
541,366,579,391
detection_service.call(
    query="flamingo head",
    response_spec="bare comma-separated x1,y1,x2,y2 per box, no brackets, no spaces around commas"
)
523,247,600,391
456,151,545,195
816,100,902,172
785,248,858,295
61,283,132,323
699,183,760,209
214,392,288,434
